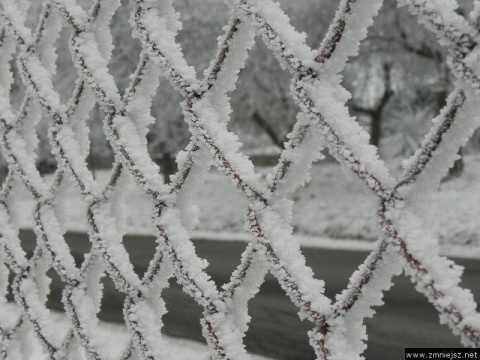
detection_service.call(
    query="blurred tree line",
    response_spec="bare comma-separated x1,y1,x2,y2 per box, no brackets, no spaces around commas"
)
3,0,477,182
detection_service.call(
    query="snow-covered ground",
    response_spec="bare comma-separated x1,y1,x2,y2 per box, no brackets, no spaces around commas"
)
0,304,270,360
10,155,480,250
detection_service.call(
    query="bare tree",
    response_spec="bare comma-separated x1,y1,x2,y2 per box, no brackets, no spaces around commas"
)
351,62,394,147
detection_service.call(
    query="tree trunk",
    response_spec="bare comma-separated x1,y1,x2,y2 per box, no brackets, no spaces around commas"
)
370,111,382,147
448,149,464,177
251,111,284,149
353,62,392,148
162,152,177,184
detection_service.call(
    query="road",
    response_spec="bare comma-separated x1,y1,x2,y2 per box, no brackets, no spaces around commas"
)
15,230,480,360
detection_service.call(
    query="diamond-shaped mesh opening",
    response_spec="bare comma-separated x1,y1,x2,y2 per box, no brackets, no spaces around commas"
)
194,170,247,234
87,104,115,173
109,0,142,95
45,267,64,312
35,117,58,175
162,277,205,343
148,79,188,183
122,233,157,277
291,163,379,241
194,237,250,287
301,245,369,297
245,273,314,360
24,1,44,33
120,174,156,236
429,156,480,246
97,275,127,323
231,40,297,158
53,25,79,103
62,231,92,268
18,229,37,261
7,59,26,114
175,0,230,77
364,272,466,358
13,183,37,260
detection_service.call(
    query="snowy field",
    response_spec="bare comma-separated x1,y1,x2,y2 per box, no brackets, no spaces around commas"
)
0,304,271,360
9,155,480,251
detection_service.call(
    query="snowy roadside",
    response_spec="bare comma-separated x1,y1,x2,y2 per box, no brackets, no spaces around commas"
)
9,155,480,250
191,231,480,260
0,304,272,360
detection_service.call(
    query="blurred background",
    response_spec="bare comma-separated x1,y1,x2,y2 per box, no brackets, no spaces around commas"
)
8,0,480,246
9,0,479,180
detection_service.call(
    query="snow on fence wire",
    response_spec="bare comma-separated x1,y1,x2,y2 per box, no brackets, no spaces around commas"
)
0,0,480,358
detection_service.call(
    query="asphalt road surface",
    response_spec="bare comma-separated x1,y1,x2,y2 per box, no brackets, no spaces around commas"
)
14,230,480,360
